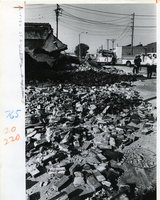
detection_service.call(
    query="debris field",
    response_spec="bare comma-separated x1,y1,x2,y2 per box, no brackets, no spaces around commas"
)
25,66,156,200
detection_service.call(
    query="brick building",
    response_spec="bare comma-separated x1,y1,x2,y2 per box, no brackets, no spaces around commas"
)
144,42,156,53
121,42,156,56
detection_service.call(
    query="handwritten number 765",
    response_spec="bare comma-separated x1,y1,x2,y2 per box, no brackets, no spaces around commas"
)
5,110,21,119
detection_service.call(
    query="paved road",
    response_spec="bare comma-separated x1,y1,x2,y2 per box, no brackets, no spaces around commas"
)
114,65,157,116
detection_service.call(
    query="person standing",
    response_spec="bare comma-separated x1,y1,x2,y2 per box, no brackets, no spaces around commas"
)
152,54,157,75
146,54,153,78
133,55,141,74
136,55,142,73
133,56,138,74
111,54,117,68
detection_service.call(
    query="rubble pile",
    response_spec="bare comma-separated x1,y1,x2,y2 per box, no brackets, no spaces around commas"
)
25,80,156,200
26,67,137,86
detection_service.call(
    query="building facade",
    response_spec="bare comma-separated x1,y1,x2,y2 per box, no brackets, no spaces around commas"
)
144,42,156,53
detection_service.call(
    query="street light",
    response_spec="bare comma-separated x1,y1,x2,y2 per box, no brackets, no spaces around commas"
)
79,31,88,62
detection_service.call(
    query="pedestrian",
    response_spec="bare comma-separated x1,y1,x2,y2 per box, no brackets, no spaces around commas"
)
133,55,141,74
137,55,142,72
152,54,157,65
152,54,157,75
133,56,138,74
146,54,153,78
111,54,117,68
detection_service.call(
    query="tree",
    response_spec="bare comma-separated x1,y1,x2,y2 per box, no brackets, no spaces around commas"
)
74,43,89,60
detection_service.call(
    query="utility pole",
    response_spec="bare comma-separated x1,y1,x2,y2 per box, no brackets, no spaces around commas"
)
54,4,62,38
107,39,109,50
131,13,135,55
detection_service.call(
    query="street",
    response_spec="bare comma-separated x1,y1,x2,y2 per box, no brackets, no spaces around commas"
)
114,65,157,109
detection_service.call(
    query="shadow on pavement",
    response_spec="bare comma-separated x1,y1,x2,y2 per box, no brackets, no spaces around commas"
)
134,75,156,81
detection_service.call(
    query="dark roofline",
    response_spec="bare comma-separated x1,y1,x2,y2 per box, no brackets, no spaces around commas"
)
144,42,156,47
25,22,53,32
25,22,52,27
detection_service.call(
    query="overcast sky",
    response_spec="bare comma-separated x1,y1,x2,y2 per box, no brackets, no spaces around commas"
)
25,3,157,53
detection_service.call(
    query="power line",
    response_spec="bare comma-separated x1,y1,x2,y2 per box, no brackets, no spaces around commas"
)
60,16,130,33
60,10,155,40
117,29,131,43
25,5,156,29
63,12,130,24
135,14,156,17
135,16,156,19
62,11,131,27
117,31,131,45
62,5,131,22
63,4,156,17
116,24,131,40
62,10,156,29
59,19,114,35
63,4,131,16
25,4,156,18
134,25,156,28
59,18,131,40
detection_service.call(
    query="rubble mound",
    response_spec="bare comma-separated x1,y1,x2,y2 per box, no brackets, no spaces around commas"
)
26,65,137,86
25,66,156,200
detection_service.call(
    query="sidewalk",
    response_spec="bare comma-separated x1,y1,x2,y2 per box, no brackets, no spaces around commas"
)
115,65,157,110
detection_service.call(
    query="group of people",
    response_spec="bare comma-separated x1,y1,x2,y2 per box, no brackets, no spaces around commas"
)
133,53,157,79
146,54,157,79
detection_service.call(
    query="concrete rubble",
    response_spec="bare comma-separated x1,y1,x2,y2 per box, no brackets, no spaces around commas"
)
25,67,156,200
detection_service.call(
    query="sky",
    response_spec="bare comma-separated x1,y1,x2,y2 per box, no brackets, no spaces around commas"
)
25,3,157,54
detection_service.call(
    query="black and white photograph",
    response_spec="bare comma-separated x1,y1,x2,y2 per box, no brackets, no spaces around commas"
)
25,3,157,200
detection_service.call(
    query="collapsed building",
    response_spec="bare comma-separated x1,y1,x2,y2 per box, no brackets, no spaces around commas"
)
25,22,68,69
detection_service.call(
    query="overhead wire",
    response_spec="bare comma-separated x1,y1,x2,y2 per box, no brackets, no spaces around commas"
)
117,31,132,45
59,20,107,37
63,4,131,16
25,4,156,48
62,5,131,23
62,10,131,27
116,23,131,40
63,4,156,18
59,20,83,33
60,17,131,37
117,27,131,43
60,7,155,41
25,4,156,17
61,8,156,30
59,19,120,36
25,5,156,29
61,17,130,32
135,14,156,17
